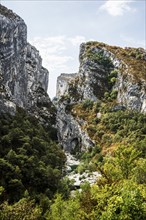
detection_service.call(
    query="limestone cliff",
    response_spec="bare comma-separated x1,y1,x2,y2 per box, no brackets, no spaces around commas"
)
56,41,146,152
0,5,55,124
57,42,146,111
1,4,145,153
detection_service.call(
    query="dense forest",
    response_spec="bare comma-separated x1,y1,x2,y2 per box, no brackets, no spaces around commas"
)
0,108,68,219
0,102,146,219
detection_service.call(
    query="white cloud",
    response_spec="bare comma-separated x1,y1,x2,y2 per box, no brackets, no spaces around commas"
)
30,36,73,72
69,36,86,46
120,35,146,48
29,35,86,98
99,0,136,16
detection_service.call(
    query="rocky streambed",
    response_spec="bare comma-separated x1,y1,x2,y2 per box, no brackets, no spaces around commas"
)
65,152,101,188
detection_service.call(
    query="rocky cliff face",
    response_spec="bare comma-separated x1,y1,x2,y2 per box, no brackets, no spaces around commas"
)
56,99,94,153
0,5,55,124
56,41,146,152
1,4,146,154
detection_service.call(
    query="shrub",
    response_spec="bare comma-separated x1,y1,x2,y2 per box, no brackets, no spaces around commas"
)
110,77,117,84
104,92,110,99
110,69,118,78
82,99,94,110
77,164,87,174
94,100,101,112
92,145,101,156
101,134,113,146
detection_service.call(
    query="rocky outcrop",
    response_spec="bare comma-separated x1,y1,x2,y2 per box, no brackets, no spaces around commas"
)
57,43,146,111
0,5,55,124
56,43,120,103
56,73,77,98
56,41,146,152
116,72,146,113
56,99,94,153
1,4,145,153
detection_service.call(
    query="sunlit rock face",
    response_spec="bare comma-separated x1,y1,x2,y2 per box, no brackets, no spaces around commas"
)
57,43,146,112
0,5,27,112
0,5,55,124
116,72,146,113
56,73,77,98
56,41,146,152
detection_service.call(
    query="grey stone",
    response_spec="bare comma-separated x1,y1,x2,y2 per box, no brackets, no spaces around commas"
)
0,5,55,124
56,42,146,153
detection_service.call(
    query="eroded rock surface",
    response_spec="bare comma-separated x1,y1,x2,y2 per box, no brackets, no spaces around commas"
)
0,5,55,124
56,42,146,152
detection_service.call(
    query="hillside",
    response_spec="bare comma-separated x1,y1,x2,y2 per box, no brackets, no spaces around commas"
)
0,4,67,217
56,41,146,153
0,4,146,220
51,40,146,220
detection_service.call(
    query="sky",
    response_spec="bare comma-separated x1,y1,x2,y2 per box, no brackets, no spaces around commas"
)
1,0,146,98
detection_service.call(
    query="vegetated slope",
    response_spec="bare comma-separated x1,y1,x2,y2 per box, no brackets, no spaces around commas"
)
0,108,66,203
52,41,146,220
46,103,146,220
56,41,146,155
83,41,146,80
1,104,145,219
0,4,68,219
0,3,146,218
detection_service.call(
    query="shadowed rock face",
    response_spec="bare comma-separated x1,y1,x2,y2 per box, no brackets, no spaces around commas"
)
0,5,55,124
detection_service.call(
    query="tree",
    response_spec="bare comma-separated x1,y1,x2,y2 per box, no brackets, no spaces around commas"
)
0,198,42,220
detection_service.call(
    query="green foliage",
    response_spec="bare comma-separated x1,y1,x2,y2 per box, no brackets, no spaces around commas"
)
0,110,66,204
110,69,118,78
101,110,146,155
0,111,145,219
0,81,146,219
0,198,42,220
94,99,101,112
45,194,82,220
86,49,114,70
110,90,118,99
63,97,146,219
114,182,146,220
115,145,141,179
45,143,146,220
110,76,117,84
101,134,113,147
107,69,118,89
77,163,87,174
82,99,94,110
132,158,146,184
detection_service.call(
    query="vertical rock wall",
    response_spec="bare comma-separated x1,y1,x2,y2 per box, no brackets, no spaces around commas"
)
0,5,55,124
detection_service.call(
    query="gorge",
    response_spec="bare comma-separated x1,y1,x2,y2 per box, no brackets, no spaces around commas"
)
0,4,146,220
